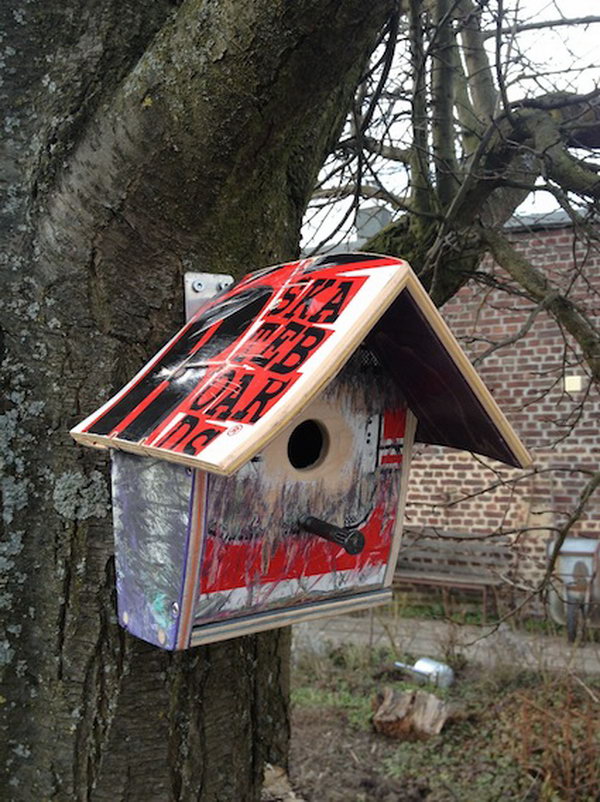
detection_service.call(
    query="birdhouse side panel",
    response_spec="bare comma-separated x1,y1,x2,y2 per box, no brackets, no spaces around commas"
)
111,453,196,650
193,352,407,627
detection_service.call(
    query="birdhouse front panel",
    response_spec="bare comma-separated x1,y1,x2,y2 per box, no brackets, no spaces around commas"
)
193,351,410,638
110,350,414,650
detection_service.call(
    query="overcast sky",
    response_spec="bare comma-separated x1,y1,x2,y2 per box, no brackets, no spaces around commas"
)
509,1,599,212
302,2,600,248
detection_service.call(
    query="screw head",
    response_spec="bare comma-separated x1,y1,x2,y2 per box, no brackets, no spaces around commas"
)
191,279,204,293
171,602,180,618
344,530,365,555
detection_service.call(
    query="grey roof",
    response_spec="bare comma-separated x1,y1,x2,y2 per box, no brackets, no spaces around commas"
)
504,209,573,231
303,208,583,257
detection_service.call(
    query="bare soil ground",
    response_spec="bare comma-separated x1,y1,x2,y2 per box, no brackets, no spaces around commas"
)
290,706,427,801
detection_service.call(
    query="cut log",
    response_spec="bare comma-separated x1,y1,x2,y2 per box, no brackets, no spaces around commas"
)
372,687,453,739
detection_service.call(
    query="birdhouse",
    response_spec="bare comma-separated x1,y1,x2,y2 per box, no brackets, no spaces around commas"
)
71,252,530,650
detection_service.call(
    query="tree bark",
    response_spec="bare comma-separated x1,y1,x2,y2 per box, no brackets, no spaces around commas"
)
0,1,393,798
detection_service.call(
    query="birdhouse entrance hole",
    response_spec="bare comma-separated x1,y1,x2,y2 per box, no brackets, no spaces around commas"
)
287,419,328,470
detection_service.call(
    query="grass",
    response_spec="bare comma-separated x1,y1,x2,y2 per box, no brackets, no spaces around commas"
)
291,683,373,730
380,733,528,799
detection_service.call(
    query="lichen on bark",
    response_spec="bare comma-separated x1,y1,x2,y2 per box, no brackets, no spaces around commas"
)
0,0,395,799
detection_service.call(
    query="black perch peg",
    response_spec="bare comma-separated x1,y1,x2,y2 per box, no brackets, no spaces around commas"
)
298,515,365,555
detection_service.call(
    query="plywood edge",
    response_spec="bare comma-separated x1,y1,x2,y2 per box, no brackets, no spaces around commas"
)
384,408,418,586
404,273,533,469
70,431,237,474
189,589,393,647
70,430,111,450
175,471,210,649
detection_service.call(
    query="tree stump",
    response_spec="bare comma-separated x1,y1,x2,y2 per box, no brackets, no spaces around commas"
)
372,687,453,739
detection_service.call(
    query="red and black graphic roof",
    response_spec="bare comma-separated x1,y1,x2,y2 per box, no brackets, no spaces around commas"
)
71,253,531,473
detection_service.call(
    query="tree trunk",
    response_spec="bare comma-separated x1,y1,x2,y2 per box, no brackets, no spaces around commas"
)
0,1,393,798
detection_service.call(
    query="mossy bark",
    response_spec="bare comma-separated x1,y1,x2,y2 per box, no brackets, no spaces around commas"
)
0,1,393,798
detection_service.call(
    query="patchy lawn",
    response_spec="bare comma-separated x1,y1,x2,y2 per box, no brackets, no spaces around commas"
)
289,643,600,801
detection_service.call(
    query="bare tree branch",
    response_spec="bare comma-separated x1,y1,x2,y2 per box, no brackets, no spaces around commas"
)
362,136,413,163
312,182,411,211
456,0,498,120
512,88,600,112
545,471,600,579
432,0,460,205
449,36,484,159
526,112,600,198
409,0,435,216
472,298,549,366
483,229,600,383
359,9,401,134
482,15,600,39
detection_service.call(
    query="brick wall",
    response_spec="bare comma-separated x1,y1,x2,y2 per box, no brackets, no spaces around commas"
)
405,222,600,590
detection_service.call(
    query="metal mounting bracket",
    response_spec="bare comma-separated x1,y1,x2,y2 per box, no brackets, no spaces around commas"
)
184,271,235,321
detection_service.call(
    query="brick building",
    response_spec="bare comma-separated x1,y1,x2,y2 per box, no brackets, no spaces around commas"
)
405,211,600,591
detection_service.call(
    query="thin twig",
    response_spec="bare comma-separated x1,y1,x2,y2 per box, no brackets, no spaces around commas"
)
568,672,600,705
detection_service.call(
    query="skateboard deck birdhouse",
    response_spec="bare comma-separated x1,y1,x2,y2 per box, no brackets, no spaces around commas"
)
71,252,530,650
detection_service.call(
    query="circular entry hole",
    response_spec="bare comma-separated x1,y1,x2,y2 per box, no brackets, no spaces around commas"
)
287,419,328,470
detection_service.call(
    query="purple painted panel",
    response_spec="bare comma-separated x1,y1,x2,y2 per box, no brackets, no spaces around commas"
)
111,452,193,649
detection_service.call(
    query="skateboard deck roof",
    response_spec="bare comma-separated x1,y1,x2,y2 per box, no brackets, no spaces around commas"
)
71,252,531,473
